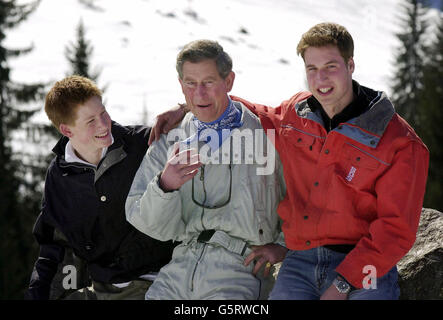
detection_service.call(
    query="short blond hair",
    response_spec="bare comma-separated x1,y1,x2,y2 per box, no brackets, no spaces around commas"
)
45,75,102,131
297,22,354,62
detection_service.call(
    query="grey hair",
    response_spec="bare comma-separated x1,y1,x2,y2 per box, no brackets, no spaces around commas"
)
176,39,233,79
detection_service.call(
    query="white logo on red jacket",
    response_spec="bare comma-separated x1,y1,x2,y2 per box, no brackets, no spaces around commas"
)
346,166,357,182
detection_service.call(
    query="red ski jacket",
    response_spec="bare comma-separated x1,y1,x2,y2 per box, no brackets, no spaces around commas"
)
232,84,429,288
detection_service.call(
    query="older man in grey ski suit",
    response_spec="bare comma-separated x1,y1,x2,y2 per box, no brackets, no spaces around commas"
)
125,40,287,299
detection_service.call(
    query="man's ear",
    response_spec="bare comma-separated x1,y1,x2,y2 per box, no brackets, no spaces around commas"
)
59,123,73,138
347,57,355,74
225,71,235,92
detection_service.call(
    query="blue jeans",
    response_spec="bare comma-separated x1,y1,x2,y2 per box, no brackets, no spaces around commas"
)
269,247,400,300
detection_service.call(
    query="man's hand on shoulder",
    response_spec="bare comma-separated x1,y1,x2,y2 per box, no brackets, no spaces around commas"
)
149,103,188,144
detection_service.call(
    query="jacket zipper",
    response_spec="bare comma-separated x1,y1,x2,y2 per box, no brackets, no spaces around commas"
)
190,243,207,292
191,165,207,293
200,165,207,228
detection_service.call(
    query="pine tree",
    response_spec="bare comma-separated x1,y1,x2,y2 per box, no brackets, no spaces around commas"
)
391,0,429,132
65,19,101,82
393,0,443,211
419,14,443,211
0,0,47,299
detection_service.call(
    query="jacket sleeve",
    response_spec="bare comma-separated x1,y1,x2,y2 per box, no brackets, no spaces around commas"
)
230,92,312,134
335,139,429,289
273,150,287,248
126,124,151,150
24,211,65,300
230,95,281,132
125,137,186,242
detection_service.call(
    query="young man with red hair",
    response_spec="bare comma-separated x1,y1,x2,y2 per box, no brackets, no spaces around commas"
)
26,75,175,300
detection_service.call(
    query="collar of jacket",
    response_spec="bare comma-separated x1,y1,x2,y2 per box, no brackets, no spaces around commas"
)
294,81,395,148
52,121,128,183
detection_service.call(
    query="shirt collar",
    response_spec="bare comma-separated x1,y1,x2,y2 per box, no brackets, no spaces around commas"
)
308,81,370,132
65,134,114,167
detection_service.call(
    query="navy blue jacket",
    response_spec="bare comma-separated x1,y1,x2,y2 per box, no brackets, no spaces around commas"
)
25,122,176,299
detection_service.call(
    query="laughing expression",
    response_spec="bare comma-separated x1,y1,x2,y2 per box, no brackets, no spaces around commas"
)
304,45,355,118
179,59,235,123
65,95,113,155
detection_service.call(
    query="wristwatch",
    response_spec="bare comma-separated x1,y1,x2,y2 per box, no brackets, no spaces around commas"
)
333,275,352,294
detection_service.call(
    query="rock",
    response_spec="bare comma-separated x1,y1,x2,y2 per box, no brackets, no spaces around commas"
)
397,208,443,300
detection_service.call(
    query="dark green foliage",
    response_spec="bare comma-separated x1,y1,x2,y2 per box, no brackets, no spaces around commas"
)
419,17,443,210
64,18,107,98
391,0,429,131
65,19,101,83
0,0,49,299
392,0,443,210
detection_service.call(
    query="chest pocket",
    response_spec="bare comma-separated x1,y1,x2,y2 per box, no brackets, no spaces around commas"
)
343,143,382,170
338,143,387,189
280,126,317,148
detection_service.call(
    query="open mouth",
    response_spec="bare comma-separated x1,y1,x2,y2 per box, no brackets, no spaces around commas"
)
95,131,109,139
197,104,211,108
317,87,333,95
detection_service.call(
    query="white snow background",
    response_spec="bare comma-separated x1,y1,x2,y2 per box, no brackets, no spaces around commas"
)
5,0,440,129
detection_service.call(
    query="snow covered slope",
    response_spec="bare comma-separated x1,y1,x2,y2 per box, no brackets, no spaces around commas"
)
6,0,406,126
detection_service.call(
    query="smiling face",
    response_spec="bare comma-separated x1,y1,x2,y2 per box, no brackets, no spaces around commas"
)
60,95,112,159
304,45,355,118
179,59,235,123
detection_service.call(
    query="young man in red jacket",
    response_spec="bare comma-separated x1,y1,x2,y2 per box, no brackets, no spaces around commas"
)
150,23,429,299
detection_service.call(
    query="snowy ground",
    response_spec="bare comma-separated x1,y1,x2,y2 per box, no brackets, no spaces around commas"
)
6,0,421,127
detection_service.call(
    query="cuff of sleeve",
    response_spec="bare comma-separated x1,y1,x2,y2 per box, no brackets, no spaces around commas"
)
152,173,179,199
335,260,364,289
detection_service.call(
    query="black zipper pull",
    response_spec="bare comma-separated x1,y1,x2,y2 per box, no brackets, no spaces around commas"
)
200,165,205,181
